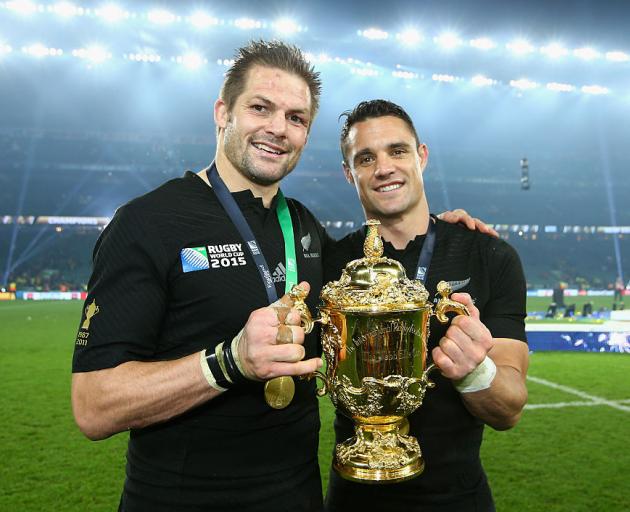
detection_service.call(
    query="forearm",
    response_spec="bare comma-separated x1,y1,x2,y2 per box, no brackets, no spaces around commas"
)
460,361,528,430
72,352,220,440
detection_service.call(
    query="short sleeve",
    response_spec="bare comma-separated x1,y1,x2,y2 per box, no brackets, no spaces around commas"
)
481,240,528,343
72,204,169,372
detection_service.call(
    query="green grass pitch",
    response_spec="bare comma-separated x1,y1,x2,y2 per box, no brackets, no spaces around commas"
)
1,301,629,511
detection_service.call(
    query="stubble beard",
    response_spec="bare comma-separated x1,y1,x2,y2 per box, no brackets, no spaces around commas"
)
223,123,300,187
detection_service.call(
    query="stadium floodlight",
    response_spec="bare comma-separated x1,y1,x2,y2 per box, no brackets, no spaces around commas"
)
189,11,219,29
234,18,261,29
359,28,389,40
392,70,418,79
5,0,37,15
273,17,300,35
147,8,176,25
581,85,609,95
546,82,576,92
73,45,112,63
434,32,462,50
605,51,629,62
432,73,456,82
0,43,12,56
469,37,496,50
51,1,82,17
471,74,496,87
22,43,60,57
396,29,423,46
540,43,569,58
96,3,129,23
573,47,599,60
506,38,535,55
350,67,380,77
509,78,539,90
177,52,205,70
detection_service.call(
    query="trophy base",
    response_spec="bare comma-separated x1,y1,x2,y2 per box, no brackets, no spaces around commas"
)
333,418,425,484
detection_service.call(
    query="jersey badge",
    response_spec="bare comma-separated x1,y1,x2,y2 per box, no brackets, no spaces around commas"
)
181,246,210,273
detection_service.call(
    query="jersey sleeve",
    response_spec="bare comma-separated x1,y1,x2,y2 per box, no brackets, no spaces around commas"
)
482,239,528,343
72,203,169,372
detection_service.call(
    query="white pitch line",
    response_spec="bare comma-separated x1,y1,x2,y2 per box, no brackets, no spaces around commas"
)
526,400,630,410
527,375,630,412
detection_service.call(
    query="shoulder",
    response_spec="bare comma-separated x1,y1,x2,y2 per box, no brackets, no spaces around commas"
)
437,218,518,260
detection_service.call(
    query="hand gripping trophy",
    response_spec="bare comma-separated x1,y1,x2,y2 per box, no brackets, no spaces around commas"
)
291,220,469,483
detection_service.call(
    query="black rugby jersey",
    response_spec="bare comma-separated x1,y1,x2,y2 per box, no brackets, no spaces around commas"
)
324,218,526,512
73,171,331,510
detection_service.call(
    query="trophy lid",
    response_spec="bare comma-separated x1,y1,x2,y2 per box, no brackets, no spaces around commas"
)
321,220,430,312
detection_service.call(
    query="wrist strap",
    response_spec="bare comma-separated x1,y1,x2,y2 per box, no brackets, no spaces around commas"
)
200,350,228,392
454,356,497,393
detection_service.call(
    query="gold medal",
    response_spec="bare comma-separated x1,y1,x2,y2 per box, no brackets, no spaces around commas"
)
264,376,295,409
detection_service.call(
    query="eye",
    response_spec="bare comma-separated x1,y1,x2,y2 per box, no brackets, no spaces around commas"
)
392,148,407,157
288,114,305,125
359,154,375,165
251,104,267,113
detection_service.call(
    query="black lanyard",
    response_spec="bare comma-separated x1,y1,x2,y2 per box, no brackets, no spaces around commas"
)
207,163,297,304
414,215,437,284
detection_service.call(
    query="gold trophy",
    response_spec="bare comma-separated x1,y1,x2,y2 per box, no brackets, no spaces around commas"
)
291,220,469,483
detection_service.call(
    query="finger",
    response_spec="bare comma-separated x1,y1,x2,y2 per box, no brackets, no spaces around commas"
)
267,343,306,363
431,346,457,377
285,308,302,326
438,333,467,364
272,304,291,324
451,293,480,319
276,324,294,344
268,357,323,378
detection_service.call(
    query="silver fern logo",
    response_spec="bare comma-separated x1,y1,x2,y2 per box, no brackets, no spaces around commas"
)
301,232,311,251
446,278,471,291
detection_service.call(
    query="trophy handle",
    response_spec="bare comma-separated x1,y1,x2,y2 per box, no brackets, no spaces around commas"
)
434,281,470,323
420,363,438,390
289,284,327,334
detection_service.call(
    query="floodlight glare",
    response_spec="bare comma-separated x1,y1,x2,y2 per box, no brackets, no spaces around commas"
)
52,2,81,17
97,4,128,23
396,29,422,46
510,79,539,90
605,51,629,62
234,18,261,30
0,43,13,55
23,43,51,57
434,32,462,49
5,0,37,15
546,82,575,92
72,46,108,62
392,70,418,79
471,75,496,87
351,67,380,77
506,39,534,55
432,73,456,82
189,11,219,29
581,85,609,95
148,9,176,25
360,28,389,40
469,37,496,50
273,18,300,35
573,47,599,60
178,52,205,70
540,43,568,58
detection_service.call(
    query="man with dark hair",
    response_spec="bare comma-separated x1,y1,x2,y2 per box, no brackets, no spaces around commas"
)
71,39,327,512
324,100,529,512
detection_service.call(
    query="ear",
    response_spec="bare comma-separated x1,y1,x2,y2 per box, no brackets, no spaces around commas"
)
342,161,355,185
214,99,229,130
418,143,429,172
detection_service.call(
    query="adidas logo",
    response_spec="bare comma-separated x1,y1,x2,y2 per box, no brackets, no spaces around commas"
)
272,262,286,283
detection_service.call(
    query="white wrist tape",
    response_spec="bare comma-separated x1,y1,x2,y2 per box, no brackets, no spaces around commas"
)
199,350,228,392
454,356,497,393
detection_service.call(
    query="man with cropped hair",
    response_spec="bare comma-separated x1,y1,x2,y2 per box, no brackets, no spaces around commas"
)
324,99,529,512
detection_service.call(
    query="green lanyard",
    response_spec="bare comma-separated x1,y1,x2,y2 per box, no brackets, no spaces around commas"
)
277,191,298,293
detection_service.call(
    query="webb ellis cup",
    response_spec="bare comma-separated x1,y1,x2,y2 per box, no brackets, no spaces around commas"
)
292,220,469,483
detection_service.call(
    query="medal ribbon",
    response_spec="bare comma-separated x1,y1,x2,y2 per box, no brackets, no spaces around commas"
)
414,215,437,284
207,163,297,304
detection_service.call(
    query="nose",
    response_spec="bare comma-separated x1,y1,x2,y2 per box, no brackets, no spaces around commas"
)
374,154,395,178
265,111,288,137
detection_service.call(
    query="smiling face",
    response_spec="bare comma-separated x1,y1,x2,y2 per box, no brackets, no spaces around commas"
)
343,115,429,222
215,65,311,188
